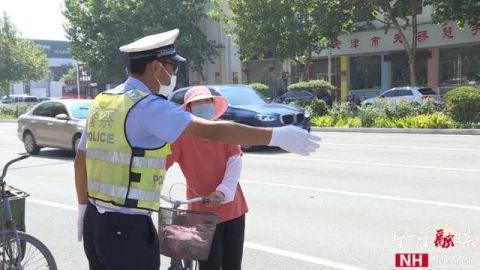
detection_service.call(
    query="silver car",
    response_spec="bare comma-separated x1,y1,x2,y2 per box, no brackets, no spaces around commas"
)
362,87,442,105
17,99,92,154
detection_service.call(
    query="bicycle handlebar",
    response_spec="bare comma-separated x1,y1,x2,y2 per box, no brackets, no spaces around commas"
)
0,155,30,183
160,194,210,208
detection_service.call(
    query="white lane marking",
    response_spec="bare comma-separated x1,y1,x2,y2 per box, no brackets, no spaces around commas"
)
245,155,480,173
27,198,366,269
321,142,480,152
28,198,77,211
243,180,480,212
244,241,368,270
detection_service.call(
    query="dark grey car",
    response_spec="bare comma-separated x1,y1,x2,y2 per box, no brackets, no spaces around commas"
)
17,99,92,154
169,85,311,151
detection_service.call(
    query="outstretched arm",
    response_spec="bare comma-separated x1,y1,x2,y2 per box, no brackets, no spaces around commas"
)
182,116,271,145
182,115,320,156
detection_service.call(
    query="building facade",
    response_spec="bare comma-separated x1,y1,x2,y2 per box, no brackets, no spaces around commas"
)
13,40,77,98
187,17,243,87
13,40,99,99
201,5,480,101
317,20,480,101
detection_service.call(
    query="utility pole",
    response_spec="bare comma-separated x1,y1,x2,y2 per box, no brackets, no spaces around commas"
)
76,61,81,99
327,48,332,84
46,71,51,97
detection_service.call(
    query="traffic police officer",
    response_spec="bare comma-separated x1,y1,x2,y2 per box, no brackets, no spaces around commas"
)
74,29,320,270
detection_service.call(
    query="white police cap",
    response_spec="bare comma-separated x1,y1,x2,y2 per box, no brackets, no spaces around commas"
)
119,29,186,62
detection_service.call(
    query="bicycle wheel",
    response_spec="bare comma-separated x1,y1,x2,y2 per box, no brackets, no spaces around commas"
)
0,231,57,270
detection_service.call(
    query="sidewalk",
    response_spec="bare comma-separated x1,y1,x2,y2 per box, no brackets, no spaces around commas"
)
312,127,480,135
2,120,479,135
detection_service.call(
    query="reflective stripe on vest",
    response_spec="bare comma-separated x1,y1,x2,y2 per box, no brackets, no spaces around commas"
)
86,148,166,168
88,180,161,202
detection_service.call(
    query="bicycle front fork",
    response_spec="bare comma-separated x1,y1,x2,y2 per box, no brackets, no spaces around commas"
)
168,258,193,270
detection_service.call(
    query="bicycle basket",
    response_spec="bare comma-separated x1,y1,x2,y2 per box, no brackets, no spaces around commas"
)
0,185,29,232
158,207,218,260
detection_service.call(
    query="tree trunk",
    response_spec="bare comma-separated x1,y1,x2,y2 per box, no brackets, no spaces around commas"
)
409,0,418,86
305,62,311,81
408,54,417,86
305,45,313,81
388,0,419,86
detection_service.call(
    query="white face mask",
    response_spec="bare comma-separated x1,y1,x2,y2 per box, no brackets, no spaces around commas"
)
158,75,176,97
155,62,177,96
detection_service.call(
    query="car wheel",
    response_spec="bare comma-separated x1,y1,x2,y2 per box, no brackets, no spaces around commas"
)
24,132,40,155
73,134,81,153
241,144,254,152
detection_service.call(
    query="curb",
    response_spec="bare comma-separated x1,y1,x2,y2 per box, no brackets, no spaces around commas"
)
311,127,480,135
1,120,479,135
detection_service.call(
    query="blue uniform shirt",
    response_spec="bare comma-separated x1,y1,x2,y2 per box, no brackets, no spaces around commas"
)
78,77,192,151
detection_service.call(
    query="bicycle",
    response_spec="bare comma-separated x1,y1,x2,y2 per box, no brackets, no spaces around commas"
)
158,194,218,270
0,155,57,269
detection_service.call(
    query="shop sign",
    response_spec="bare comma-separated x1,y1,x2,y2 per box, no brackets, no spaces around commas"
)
321,23,479,57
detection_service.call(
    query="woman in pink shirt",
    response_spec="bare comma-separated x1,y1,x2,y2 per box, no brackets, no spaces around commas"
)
166,86,248,270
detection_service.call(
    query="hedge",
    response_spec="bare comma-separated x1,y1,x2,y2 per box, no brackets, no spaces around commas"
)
288,80,335,91
308,99,474,128
0,104,33,119
443,86,480,123
312,113,455,128
248,83,269,92
291,99,328,117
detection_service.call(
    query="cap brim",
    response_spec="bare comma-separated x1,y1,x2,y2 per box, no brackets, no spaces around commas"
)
166,54,186,62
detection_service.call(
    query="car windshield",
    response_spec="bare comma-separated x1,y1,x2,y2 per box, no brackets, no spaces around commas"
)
68,101,92,119
217,87,268,105
418,88,437,95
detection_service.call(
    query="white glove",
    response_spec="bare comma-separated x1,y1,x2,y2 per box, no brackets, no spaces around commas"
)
269,126,321,156
77,204,87,242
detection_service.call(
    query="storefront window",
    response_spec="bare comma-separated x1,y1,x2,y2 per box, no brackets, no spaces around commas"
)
391,58,428,87
350,55,381,90
309,58,341,89
439,45,480,86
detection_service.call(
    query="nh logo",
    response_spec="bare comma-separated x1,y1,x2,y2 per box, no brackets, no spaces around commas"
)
395,253,429,267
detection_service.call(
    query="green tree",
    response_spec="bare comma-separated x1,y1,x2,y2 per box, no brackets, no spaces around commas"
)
425,0,480,27
354,0,424,86
209,0,354,80
63,0,219,84
59,66,77,82
0,13,49,96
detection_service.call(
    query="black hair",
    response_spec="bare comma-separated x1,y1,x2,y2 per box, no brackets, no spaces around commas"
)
128,56,175,75
128,57,154,75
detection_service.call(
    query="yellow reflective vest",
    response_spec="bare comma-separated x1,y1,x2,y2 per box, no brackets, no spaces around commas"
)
85,89,170,212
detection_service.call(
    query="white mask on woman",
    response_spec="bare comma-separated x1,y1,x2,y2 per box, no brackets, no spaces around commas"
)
191,103,214,120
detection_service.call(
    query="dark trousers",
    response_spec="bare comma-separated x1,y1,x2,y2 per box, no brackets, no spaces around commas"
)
83,202,160,270
199,215,245,270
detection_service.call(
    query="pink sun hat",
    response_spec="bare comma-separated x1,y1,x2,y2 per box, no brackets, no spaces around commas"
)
181,86,229,120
